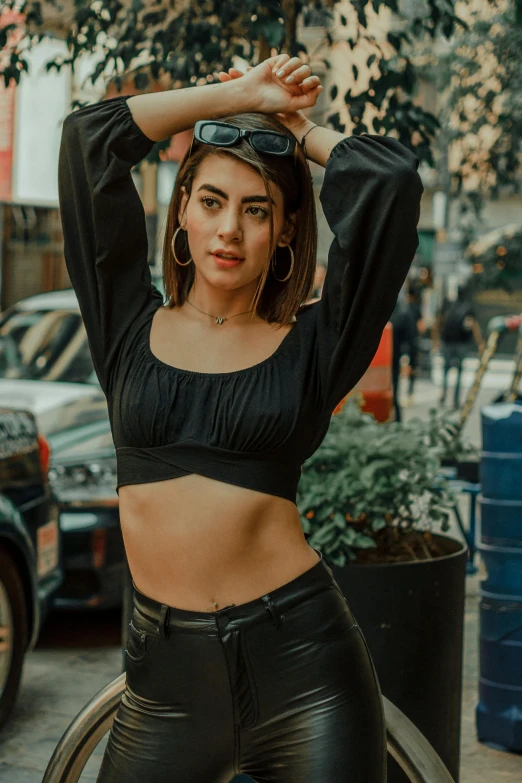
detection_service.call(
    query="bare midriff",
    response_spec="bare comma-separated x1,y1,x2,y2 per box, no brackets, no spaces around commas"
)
119,476,320,612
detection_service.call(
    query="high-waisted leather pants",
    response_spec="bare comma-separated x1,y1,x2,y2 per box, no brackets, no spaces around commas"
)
96,550,386,782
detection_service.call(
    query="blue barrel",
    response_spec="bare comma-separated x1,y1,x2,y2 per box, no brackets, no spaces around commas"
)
481,452,522,499
478,543,522,599
477,597,522,750
476,404,522,751
480,496,522,544
481,403,522,500
481,403,522,452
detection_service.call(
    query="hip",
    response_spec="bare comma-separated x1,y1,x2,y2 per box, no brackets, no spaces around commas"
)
124,553,382,714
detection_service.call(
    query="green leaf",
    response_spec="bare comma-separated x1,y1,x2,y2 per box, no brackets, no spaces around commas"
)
353,533,377,549
359,460,392,487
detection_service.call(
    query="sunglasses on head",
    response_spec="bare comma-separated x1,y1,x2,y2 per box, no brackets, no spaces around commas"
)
192,120,297,157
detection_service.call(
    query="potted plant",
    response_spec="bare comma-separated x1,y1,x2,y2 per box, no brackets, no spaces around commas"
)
297,396,468,782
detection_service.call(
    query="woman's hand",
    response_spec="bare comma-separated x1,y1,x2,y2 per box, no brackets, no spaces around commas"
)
217,54,321,135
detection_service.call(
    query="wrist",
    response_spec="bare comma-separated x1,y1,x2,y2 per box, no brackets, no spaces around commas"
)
293,119,318,145
219,79,256,115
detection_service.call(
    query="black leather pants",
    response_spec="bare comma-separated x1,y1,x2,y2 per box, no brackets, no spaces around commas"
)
96,551,386,782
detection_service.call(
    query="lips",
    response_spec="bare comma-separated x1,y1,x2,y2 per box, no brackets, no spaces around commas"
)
212,254,243,268
213,251,244,260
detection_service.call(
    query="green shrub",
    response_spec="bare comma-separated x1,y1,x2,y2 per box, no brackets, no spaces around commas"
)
297,398,459,566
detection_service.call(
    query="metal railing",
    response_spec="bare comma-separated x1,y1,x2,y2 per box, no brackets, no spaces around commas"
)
42,674,454,783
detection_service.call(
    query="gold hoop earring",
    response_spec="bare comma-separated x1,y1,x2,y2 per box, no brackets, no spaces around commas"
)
171,226,193,266
271,244,294,282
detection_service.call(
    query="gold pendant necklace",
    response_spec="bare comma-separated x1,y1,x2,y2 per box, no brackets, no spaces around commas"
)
186,298,251,325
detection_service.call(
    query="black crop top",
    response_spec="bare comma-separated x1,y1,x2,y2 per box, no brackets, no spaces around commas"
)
57,95,423,505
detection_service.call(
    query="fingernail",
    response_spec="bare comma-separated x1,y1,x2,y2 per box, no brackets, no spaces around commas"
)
285,75,294,83
277,69,285,77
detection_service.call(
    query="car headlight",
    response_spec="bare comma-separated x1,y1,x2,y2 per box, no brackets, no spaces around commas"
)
48,456,117,503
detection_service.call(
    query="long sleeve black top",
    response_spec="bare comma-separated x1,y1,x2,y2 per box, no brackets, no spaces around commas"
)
58,95,423,503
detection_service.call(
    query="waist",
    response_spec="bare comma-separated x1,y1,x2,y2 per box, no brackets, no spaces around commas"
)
131,549,337,635
119,476,310,609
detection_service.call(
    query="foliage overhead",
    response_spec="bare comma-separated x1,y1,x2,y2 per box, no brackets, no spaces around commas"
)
0,0,465,166
296,397,458,567
466,224,522,292
420,0,522,211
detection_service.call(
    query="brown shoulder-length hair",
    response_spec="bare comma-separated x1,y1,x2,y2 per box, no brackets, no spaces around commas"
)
162,112,317,327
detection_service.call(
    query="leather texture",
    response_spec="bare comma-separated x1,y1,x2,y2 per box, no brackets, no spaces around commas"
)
96,553,386,782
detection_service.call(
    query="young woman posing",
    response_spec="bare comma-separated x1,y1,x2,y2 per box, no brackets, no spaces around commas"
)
58,53,423,782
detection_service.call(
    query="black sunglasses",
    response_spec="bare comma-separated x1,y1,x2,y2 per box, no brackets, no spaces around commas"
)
192,120,297,157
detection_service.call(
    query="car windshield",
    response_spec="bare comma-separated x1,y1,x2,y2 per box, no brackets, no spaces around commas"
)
0,308,98,384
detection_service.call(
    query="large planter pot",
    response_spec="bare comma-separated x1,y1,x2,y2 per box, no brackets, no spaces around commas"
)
331,533,467,783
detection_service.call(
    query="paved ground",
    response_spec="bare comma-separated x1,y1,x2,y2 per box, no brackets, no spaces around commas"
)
1,356,521,781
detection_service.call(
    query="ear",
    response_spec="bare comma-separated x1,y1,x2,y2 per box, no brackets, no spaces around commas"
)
178,185,189,227
277,210,299,247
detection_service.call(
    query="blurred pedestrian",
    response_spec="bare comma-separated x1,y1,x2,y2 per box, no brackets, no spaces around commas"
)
390,300,417,422
436,286,484,410
404,286,423,405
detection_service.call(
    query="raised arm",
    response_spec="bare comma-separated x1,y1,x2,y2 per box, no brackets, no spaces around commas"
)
58,96,164,396
305,133,424,415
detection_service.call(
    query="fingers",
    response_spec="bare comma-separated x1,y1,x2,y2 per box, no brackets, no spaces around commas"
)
217,68,242,82
273,55,306,79
264,54,290,69
270,53,291,72
296,85,323,109
300,74,322,91
220,55,322,97
271,55,322,93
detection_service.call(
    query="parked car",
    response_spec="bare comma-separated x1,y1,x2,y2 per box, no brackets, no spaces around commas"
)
43,397,123,610
0,288,127,609
0,289,98,385
0,407,61,730
0,388,123,610
0,280,163,387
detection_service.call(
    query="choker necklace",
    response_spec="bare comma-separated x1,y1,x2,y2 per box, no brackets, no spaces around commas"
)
186,297,252,325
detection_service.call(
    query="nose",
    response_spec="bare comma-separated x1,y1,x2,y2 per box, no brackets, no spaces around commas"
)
218,211,243,242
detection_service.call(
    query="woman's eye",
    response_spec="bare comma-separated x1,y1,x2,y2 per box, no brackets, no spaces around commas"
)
248,206,268,218
201,197,219,209
200,197,267,218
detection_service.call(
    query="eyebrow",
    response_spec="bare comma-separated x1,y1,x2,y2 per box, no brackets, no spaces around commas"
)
197,183,275,205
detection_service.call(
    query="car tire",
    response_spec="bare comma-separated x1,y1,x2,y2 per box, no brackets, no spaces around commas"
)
0,546,28,731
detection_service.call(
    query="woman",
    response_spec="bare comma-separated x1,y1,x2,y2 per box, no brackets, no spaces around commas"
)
58,53,423,782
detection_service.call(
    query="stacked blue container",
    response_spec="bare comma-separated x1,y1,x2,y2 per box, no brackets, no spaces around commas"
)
477,403,522,750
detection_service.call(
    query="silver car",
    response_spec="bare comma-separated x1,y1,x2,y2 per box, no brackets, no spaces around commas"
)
0,288,129,608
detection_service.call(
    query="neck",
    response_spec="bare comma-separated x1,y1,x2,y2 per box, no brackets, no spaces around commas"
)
187,277,262,322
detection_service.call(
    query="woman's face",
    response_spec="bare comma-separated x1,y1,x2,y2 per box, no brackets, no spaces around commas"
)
178,154,295,291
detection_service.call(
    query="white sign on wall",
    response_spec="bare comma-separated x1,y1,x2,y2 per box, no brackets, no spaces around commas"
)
11,37,71,207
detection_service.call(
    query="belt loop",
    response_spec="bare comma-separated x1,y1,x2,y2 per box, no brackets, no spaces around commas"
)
261,595,282,629
159,604,170,639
